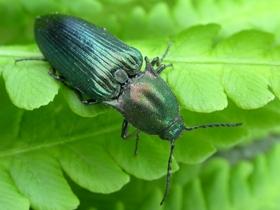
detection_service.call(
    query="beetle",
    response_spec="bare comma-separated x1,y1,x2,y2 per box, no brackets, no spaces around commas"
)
16,14,242,204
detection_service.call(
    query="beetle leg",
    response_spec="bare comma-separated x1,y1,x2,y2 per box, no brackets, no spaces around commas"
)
150,43,173,74
151,57,160,67
49,68,98,105
121,119,129,139
71,89,98,105
144,57,156,75
69,86,98,105
121,119,141,155
150,42,172,68
160,139,176,205
156,63,173,74
134,130,140,155
48,69,65,82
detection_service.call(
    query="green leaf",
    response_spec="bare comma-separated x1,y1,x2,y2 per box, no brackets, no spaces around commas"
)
58,139,130,193
2,56,59,110
174,137,216,164
62,87,107,118
2,0,280,45
9,151,79,210
138,188,163,210
182,179,207,210
73,136,280,210
133,25,279,112
173,0,280,36
146,2,175,37
1,2,280,209
0,167,29,210
108,134,179,180
200,159,231,210
214,30,275,109
229,162,253,210
163,184,183,210
1,25,280,113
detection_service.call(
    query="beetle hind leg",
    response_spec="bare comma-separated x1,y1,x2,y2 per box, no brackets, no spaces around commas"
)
49,68,98,105
49,68,65,82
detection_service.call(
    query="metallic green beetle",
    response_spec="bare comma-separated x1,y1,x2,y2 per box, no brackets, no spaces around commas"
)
18,14,241,204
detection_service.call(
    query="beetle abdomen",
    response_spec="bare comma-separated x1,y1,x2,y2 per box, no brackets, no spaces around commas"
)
35,14,143,100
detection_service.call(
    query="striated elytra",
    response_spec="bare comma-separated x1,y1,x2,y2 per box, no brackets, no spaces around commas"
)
26,14,242,204
35,14,143,102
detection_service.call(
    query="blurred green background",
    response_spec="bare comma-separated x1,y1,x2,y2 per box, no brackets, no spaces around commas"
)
2,0,280,44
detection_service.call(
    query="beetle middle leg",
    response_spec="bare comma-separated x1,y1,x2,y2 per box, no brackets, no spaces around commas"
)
121,119,140,155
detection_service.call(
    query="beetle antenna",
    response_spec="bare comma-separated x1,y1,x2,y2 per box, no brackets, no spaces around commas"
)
160,139,176,205
160,41,172,62
184,122,242,131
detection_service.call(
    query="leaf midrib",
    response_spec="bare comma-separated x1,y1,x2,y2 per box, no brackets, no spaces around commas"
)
166,58,280,67
0,125,119,158
1,45,280,67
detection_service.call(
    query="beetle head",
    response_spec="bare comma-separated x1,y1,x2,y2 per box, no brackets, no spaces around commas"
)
160,117,185,141
160,120,242,204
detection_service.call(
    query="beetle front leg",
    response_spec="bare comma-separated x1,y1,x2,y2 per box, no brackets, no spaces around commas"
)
151,42,172,66
155,63,173,74
151,57,160,67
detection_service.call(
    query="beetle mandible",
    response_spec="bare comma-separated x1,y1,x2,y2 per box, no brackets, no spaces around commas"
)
16,14,242,204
